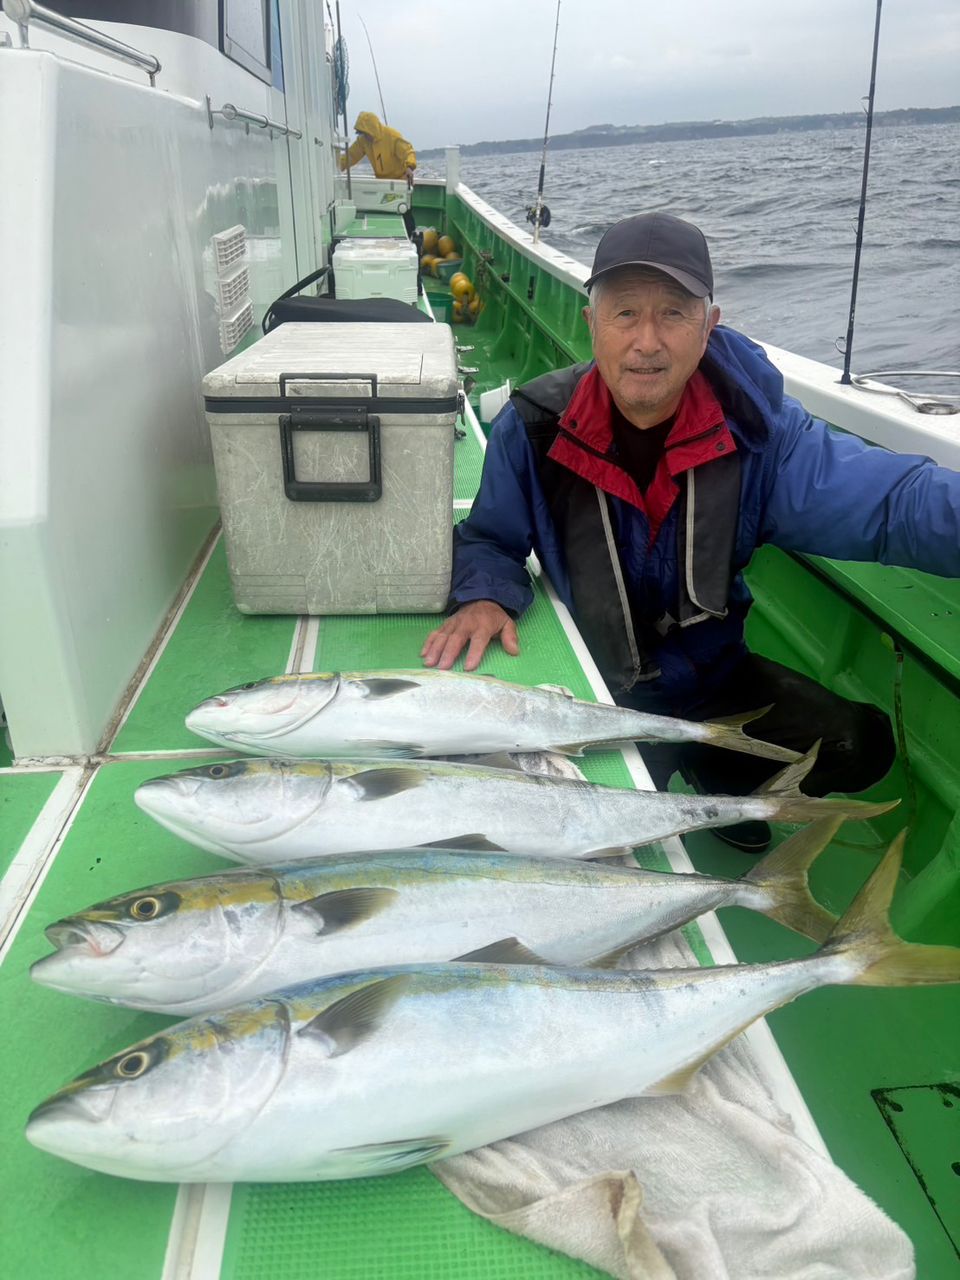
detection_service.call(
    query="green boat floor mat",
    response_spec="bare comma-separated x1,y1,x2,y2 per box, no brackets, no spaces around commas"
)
685,826,960,1280
112,539,296,756
0,769,63,877
873,1083,960,1259
339,213,409,238
454,421,484,500
221,1168,608,1280
1,757,228,1280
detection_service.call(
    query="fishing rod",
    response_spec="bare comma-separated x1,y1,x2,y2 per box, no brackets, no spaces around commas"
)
838,0,882,386
358,13,387,125
526,0,561,244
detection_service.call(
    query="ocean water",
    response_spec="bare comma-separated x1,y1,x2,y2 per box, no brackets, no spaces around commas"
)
424,124,959,381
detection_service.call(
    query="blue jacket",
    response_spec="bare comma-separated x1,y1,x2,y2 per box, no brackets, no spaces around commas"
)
451,326,960,703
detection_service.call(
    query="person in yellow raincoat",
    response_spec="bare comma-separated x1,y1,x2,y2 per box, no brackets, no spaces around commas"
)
339,111,416,186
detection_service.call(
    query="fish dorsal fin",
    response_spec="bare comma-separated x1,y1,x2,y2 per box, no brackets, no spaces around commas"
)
298,974,410,1055
454,937,548,965
585,845,636,860
356,678,421,699
294,886,399,934
586,939,643,970
348,767,426,801
708,705,773,730
466,752,524,772
754,741,821,796
420,834,507,852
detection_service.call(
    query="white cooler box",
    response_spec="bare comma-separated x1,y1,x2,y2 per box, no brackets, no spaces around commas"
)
332,238,419,305
202,322,459,615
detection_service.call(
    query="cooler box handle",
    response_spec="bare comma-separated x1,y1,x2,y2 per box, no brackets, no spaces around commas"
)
279,405,382,503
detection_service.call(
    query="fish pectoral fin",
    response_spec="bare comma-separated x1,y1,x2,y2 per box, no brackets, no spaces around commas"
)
454,937,549,965
353,741,426,757
294,886,399,934
420,834,507,852
348,767,427,801
328,1136,450,1174
585,845,636,860
298,974,410,1056
357,678,422,699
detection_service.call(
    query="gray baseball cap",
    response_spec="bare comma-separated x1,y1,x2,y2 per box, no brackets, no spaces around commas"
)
584,212,713,298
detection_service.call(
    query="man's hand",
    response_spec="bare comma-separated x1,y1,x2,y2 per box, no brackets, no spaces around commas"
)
421,601,520,671
405,166,415,188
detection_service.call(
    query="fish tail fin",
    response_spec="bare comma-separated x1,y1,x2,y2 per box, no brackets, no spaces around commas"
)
771,795,900,824
739,817,842,942
700,707,800,763
754,742,821,795
822,832,960,987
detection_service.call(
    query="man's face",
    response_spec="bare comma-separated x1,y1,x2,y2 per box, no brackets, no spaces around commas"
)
584,269,719,427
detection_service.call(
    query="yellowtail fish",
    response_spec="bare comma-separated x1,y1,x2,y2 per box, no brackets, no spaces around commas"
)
30,821,841,1016
25,835,960,1183
185,669,799,762
133,750,895,864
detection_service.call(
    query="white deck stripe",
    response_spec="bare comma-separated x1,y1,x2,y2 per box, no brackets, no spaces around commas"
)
161,1183,233,1280
297,615,321,674
0,766,89,961
465,398,827,1154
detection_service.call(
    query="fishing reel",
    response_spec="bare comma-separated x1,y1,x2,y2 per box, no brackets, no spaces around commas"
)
525,204,552,229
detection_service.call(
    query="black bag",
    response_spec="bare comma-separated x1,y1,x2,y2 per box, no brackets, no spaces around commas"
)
262,266,432,334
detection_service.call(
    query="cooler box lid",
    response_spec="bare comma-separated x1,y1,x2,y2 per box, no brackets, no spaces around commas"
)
202,323,459,412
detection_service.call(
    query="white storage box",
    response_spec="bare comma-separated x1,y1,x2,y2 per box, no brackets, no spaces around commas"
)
202,322,459,615
333,237,419,306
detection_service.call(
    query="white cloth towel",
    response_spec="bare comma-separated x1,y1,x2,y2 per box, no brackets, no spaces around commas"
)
431,756,915,1280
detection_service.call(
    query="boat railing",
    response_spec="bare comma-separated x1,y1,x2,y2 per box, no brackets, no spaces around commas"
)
1,0,161,85
206,96,303,141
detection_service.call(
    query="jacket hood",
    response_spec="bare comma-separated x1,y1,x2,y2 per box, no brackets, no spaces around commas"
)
701,325,786,449
354,111,384,139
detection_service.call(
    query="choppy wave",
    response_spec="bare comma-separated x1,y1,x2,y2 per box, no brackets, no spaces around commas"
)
456,123,959,371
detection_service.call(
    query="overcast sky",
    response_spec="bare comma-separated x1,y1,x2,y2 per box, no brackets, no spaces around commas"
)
334,0,959,150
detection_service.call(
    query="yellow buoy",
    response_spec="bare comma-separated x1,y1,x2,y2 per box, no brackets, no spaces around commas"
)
420,254,436,272
451,298,465,324
437,234,456,257
421,228,439,253
444,250,460,261
468,295,482,316
450,276,474,300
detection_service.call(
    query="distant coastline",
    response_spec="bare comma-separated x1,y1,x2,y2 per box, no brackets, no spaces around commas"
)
420,106,959,158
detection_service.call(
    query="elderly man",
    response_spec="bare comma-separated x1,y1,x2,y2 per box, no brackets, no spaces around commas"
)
421,212,960,851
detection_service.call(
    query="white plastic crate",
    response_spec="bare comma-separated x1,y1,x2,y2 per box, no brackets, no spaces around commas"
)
212,225,248,275
216,265,251,314
332,237,418,306
218,300,254,353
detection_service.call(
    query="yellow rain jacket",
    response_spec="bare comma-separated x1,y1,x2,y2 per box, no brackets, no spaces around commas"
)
339,111,416,180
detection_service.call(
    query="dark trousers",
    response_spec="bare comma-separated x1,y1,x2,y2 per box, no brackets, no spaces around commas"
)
637,655,897,797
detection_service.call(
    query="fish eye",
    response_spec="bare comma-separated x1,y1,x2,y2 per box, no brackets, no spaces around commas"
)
116,1052,150,1079
129,897,160,921
208,764,228,778
239,682,258,690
